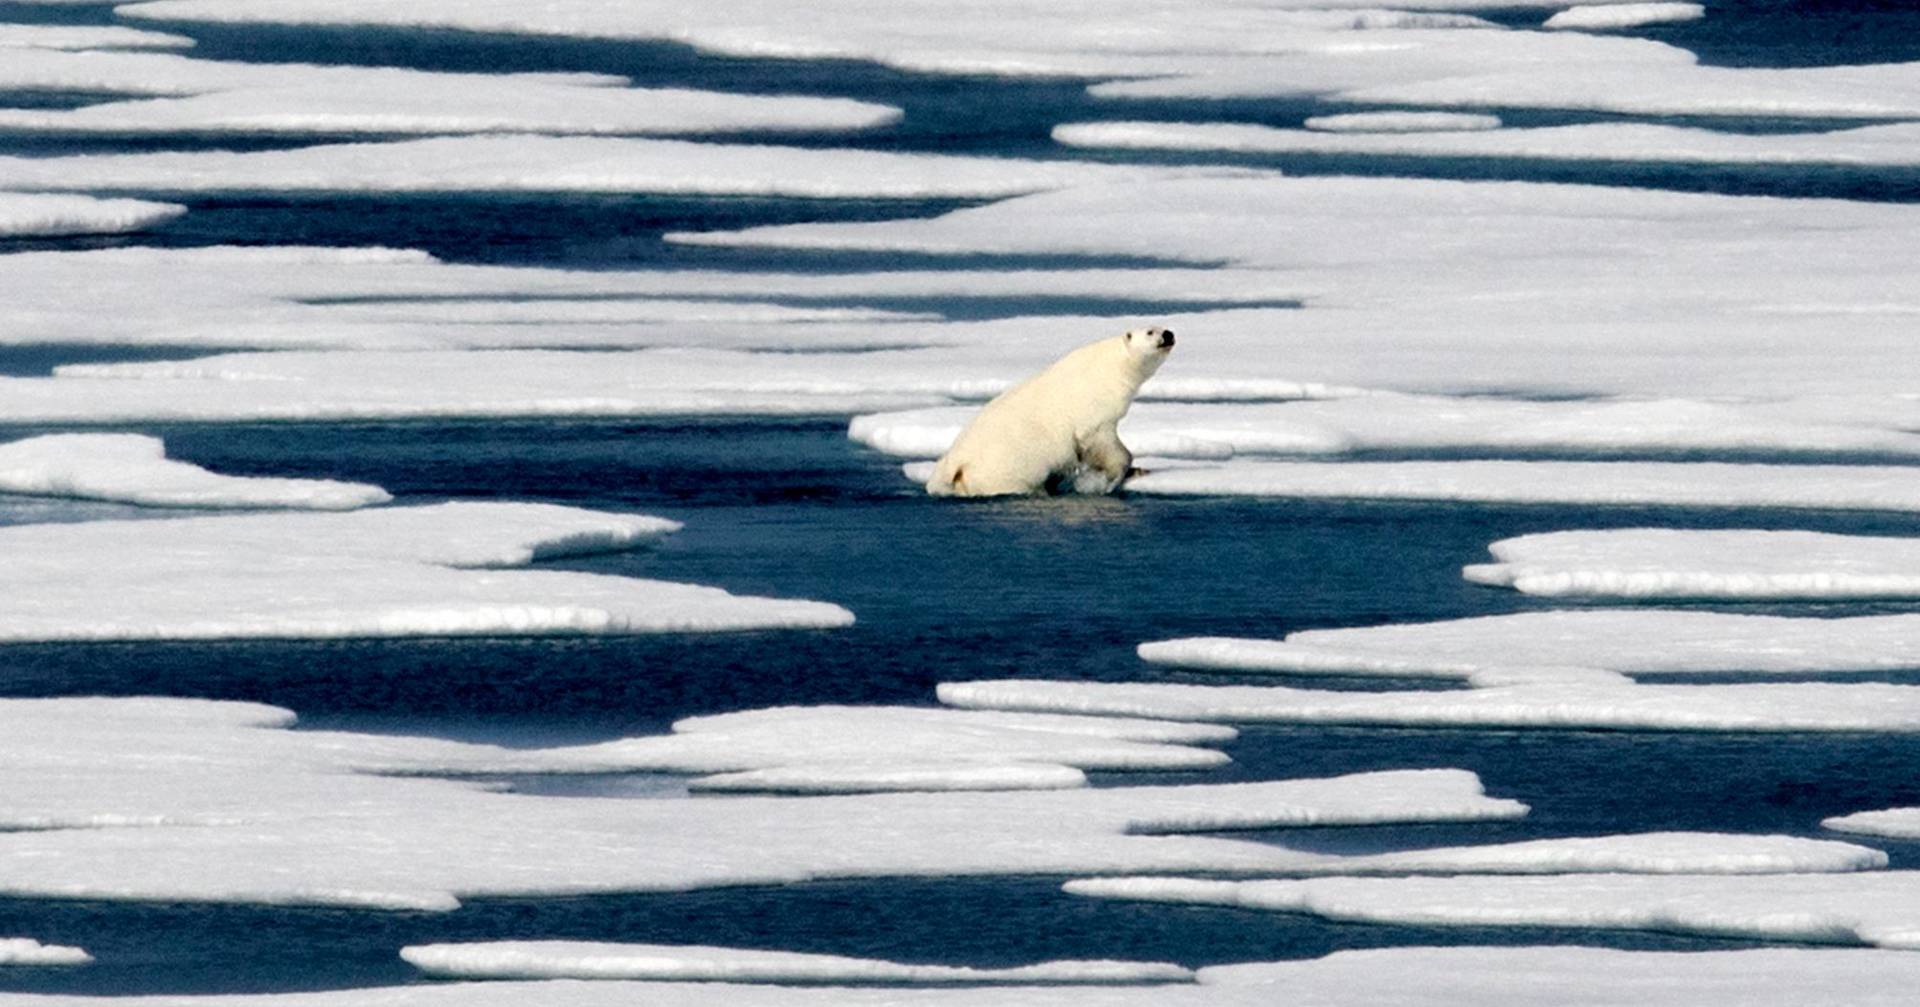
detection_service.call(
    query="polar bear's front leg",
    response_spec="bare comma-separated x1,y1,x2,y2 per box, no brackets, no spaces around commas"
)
1072,424,1135,494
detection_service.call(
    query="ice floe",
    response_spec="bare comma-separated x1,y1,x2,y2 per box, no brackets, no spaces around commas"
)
371,705,1241,792
0,49,899,136
1543,3,1705,30
0,938,91,967
0,25,193,50
939,678,1920,732
0,500,856,641
0,135,1199,198
401,942,1193,984
1301,111,1501,132
678,175,1920,400
1467,529,1920,600
0,192,183,237
1056,120,1920,169
0,433,390,510
852,396,1920,461
1826,808,1920,841
1066,832,1887,883
1126,460,1920,512
1065,872,1920,950
0,695,1522,908
1140,611,1920,684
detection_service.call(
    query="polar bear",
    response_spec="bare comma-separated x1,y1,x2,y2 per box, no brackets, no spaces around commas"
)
925,326,1175,497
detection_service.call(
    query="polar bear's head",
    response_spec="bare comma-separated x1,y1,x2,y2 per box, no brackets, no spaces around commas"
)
1122,326,1175,374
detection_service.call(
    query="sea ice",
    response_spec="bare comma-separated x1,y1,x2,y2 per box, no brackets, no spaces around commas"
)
0,192,183,237
1301,111,1502,132
0,433,390,510
1064,872,1920,950
0,500,855,641
851,396,1920,461
0,25,193,50
1466,529,1920,599
939,678,1920,732
1826,808,1920,841
401,942,1193,984
1056,120,1920,169
1543,3,1705,30
0,50,899,136
0,938,92,967
0,135,1201,198
1139,610,1920,683
1126,460,1920,512
0,695,1524,908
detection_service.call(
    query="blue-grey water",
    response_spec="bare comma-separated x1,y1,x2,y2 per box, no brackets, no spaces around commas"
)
3,0,1919,994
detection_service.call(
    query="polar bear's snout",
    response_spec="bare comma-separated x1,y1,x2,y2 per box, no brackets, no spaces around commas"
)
1157,328,1176,349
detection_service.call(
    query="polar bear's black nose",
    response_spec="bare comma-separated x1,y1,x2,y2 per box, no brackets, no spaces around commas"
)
1157,329,1175,349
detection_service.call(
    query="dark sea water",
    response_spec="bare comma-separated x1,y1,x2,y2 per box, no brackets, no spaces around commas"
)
2,0,1919,995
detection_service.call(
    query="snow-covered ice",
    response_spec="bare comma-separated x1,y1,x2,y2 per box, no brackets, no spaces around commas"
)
1302,111,1502,132
0,938,92,967
0,192,183,237
401,942,1193,984
0,433,390,510
1127,460,1920,512
0,500,855,641
852,397,1920,461
0,50,899,136
1056,120,1920,169
0,25,192,50
1467,529,1920,599
1140,611,1920,683
0,135,1203,198
0,695,1524,908
1543,3,1705,30
939,678,1920,732
1826,808,1920,841
1064,872,1920,950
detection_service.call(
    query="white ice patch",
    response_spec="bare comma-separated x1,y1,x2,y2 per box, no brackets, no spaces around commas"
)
0,192,182,237
1058,119,1920,169
1543,2,1706,30
0,500,855,642
0,433,389,510
1067,832,1887,884
1140,611,1920,683
0,25,193,50
677,175,1920,401
1467,529,1920,600
1127,460,1920,512
0,938,92,967
0,696,1522,909
0,49,898,135
401,942,1193,984
853,396,1920,461
939,678,1920,732
369,706,1240,793
1302,110,1501,132
1077,873,1920,950
0,135,1205,198
1826,808,1920,841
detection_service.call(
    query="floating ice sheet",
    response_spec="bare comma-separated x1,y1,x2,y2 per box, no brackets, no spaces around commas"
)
1056,120,1920,168
0,25,193,50
1126,460,1920,512
0,50,898,136
939,678,1920,732
0,192,182,237
0,433,389,510
0,938,91,967
0,696,1522,909
0,135,1200,198
851,397,1920,461
1826,808,1920,841
401,942,1193,984
1067,872,1920,950
1467,529,1920,599
1140,611,1920,683
1302,111,1501,132
677,175,1920,400
0,500,855,641
1543,3,1705,30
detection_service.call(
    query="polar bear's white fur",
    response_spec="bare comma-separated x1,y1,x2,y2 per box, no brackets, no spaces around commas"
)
925,327,1174,497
